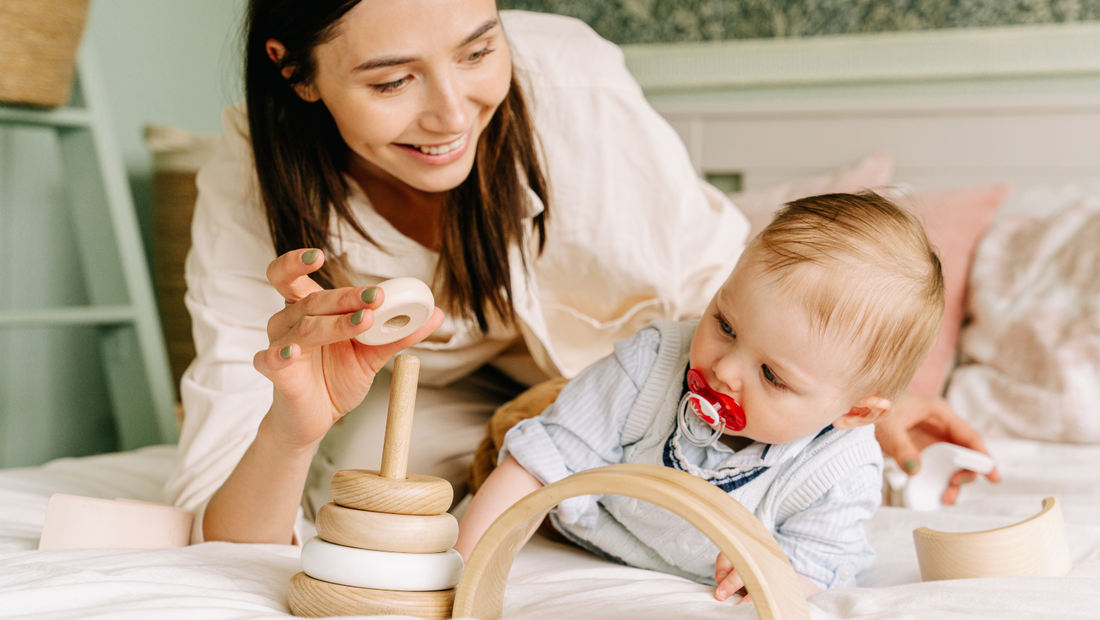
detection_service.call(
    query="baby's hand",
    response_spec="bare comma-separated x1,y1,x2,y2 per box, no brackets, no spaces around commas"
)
714,551,747,603
714,552,823,604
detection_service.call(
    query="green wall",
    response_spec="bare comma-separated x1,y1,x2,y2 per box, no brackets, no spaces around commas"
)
0,1,245,468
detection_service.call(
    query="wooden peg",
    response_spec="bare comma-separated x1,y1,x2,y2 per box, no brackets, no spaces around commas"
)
381,354,419,480
328,354,452,515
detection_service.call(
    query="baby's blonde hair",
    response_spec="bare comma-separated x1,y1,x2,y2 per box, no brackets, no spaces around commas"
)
745,192,945,402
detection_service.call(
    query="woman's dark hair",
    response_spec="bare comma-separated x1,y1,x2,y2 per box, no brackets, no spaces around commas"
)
245,0,549,331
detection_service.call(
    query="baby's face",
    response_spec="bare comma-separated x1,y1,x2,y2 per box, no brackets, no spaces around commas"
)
689,260,863,445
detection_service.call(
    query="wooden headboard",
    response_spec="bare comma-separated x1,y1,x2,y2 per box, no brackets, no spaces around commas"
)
622,23,1100,194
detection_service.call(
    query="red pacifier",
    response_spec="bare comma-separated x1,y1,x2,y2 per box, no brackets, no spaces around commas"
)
685,368,746,432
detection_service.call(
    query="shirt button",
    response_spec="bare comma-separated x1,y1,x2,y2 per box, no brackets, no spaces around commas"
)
838,566,854,581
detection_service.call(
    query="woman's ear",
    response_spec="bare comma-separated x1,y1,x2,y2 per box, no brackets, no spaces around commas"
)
833,396,893,429
265,38,321,102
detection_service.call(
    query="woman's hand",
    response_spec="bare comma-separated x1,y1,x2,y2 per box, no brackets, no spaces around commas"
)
254,248,444,451
875,391,1001,505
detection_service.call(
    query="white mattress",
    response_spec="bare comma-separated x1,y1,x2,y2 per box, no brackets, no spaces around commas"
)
2,439,1099,619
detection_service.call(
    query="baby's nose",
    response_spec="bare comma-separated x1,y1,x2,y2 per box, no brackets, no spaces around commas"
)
713,360,743,396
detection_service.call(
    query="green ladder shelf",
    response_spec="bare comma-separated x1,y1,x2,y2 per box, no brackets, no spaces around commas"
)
0,47,178,450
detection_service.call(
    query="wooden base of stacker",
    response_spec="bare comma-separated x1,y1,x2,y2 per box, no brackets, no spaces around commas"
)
288,572,455,619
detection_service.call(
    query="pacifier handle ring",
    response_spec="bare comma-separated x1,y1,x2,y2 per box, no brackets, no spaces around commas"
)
678,394,724,448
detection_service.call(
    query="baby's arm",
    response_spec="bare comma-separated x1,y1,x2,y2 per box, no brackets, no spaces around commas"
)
714,552,821,603
454,455,544,561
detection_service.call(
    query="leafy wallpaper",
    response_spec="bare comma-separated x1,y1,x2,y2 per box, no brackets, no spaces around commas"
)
499,0,1100,44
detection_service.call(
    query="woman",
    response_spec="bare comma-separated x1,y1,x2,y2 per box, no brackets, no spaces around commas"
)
167,0,995,545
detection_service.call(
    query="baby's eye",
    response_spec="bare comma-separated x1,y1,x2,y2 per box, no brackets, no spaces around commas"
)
762,364,785,389
716,314,734,336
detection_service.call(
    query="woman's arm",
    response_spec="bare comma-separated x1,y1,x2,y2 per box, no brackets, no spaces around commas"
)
203,410,319,544
454,455,544,561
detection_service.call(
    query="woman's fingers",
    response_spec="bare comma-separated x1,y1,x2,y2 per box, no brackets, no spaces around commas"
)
876,414,922,476
942,470,979,505
270,285,382,337
936,411,1001,483
254,343,299,379
267,249,327,303
273,303,378,353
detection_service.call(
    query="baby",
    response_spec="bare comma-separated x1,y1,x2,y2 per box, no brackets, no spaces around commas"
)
454,192,945,600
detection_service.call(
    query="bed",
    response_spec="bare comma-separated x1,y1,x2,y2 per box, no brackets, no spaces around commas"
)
3,20,1100,620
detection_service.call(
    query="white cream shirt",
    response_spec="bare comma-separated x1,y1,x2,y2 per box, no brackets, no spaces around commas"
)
165,10,750,543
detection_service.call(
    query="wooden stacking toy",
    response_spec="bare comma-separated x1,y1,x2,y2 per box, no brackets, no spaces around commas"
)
913,496,1072,582
288,355,462,619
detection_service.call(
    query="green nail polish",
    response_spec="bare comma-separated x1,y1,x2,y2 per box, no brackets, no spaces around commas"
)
280,345,293,359
361,287,378,303
302,249,319,264
903,459,919,474
351,309,365,325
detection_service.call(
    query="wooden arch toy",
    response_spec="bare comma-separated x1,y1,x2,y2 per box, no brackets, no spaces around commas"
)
913,496,1072,582
452,463,810,620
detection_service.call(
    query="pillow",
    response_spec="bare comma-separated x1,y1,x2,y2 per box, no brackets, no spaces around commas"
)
730,162,1009,398
728,151,895,240
897,184,1011,396
946,194,1100,442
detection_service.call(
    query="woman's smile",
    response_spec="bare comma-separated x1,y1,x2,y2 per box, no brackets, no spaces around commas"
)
395,125,472,165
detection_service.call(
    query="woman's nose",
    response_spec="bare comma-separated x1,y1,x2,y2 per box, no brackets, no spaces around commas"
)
423,72,469,136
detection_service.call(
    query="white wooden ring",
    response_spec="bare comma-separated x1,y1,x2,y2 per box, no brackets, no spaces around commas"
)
355,277,434,346
315,502,458,553
301,537,464,591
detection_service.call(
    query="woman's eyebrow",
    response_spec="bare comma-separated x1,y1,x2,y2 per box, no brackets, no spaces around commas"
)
352,19,499,73
460,19,499,46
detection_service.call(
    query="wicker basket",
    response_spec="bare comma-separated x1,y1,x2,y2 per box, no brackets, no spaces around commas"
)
145,124,221,405
0,0,91,108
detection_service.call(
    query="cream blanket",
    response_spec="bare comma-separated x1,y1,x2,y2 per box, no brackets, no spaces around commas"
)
2,441,1100,619
948,195,1100,443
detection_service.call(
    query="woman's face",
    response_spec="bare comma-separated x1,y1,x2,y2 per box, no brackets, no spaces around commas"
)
298,0,511,194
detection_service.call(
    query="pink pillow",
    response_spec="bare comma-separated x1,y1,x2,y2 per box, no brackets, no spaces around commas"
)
902,184,1012,396
729,151,895,239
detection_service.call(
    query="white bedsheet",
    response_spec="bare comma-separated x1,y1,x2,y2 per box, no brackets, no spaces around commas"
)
2,439,1099,619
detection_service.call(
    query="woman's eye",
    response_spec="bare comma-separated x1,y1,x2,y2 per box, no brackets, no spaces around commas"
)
466,46,494,62
762,364,784,389
372,76,410,93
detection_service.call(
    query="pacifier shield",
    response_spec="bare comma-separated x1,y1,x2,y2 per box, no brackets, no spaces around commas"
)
686,368,746,431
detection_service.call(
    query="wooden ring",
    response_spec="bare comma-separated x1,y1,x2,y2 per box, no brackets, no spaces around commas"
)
288,572,454,619
330,469,452,515
315,502,458,553
452,463,809,620
301,537,464,591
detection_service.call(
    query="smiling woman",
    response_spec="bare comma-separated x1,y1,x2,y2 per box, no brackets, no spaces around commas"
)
246,0,543,328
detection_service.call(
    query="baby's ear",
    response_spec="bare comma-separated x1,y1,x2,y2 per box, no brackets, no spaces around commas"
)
833,396,892,429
